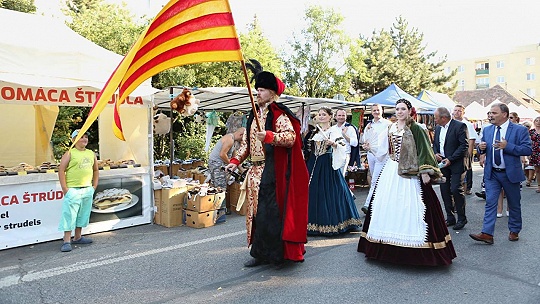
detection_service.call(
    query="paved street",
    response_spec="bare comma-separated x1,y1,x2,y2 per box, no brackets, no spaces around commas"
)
1,163,539,304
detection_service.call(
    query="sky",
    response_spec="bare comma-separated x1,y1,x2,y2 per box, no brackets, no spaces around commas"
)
34,0,540,61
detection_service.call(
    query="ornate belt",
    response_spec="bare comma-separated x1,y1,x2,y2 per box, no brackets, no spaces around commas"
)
252,160,265,166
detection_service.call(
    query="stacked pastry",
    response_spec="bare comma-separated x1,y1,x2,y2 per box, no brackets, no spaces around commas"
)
8,163,38,173
38,162,58,172
93,188,133,210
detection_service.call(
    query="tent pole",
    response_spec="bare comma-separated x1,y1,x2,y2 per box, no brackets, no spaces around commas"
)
169,87,174,177
240,60,262,132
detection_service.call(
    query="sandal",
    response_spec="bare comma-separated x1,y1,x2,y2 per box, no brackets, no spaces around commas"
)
526,181,531,187
536,189,540,193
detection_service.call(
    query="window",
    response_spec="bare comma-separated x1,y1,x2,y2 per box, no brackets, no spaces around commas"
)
459,79,465,86
457,65,465,72
476,78,489,85
444,67,451,74
527,73,536,81
526,57,536,65
497,76,505,83
476,62,489,70
526,88,536,97
496,61,504,68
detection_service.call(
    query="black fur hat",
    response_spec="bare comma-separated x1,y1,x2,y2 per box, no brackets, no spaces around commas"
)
246,59,285,95
255,71,278,92
255,71,285,95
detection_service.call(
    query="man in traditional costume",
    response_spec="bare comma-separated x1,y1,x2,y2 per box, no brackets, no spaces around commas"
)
226,70,309,267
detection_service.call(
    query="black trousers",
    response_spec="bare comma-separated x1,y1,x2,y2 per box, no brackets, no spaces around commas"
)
439,167,467,223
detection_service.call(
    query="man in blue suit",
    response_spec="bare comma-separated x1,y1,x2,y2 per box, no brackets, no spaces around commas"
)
470,103,532,244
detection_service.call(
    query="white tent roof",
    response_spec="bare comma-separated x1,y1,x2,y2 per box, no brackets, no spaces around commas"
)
417,90,456,110
518,105,540,119
0,8,156,96
464,101,488,120
154,86,364,113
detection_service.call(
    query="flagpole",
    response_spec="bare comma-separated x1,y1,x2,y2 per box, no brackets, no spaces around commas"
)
169,86,174,177
240,60,262,132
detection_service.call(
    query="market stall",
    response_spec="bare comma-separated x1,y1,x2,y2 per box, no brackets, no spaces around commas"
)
0,8,158,250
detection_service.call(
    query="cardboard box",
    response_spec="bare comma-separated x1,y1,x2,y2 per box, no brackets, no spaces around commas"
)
192,172,207,184
177,169,193,179
214,191,226,209
184,193,221,212
153,189,162,225
183,208,226,228
160,187,187,227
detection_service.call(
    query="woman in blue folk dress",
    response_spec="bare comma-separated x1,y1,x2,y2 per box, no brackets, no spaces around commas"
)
306,107,362,236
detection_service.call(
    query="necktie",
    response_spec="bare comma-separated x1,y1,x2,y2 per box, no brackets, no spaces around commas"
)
494,126,501,166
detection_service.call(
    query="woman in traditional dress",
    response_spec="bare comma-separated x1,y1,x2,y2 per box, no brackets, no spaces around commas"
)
306,107,362,236
357,99,456,266
529,116,540,193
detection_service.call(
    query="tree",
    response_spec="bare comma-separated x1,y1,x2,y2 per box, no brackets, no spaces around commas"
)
152,15,283,90
64,0,100,13
0,0,36,12
352,16,456,99
151,15,283,162
64,0,146,55
283,6,352,98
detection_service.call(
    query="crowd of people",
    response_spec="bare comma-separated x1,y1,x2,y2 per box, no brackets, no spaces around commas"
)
206,69,539,267
62,68,538,269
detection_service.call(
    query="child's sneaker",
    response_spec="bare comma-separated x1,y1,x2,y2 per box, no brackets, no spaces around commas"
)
60,242,72,252
71,236,93,244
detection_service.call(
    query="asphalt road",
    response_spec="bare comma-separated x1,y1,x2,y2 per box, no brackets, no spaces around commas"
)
1,163,539,304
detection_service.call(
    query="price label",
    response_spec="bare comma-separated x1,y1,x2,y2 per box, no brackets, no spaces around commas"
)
46,169,55,174
17,171,28,175
127,165,134,168
103,166,111,170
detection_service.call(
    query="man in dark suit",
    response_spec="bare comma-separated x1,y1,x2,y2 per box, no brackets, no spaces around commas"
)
433,107,469,230
469,103,532,244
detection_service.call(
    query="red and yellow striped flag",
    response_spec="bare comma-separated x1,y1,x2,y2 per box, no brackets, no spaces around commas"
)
74,0,243,143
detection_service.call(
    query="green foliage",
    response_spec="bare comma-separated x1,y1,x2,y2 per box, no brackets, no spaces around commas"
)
64,0,100,13
0,0,36,12
153,113,219,161
283,6,352,98
240,16,284,78
51,107,98,161
352,16,456,99
152,15,283,90
64,0,146,55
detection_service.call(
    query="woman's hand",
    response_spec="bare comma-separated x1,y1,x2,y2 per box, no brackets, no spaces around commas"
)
421,173,431,185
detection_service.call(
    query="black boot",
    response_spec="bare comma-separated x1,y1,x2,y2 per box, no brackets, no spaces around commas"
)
243,258,267,267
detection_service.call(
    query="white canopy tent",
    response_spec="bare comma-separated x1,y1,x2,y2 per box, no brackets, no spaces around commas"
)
417,90,456,110
0,8,158,250
153,86,364,113
0,8,155,95
0,8,158,166
517,105,540,119
464,101,488,120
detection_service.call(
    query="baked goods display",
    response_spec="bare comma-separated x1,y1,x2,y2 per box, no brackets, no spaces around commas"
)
38,162,58,172
0,163,39,175
98,159,140,169
93,188,133,210
0,159,141,177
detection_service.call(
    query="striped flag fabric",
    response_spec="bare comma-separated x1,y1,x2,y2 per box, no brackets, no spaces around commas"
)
75,0,243,142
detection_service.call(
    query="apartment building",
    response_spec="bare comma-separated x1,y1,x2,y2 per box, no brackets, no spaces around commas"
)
443,43,540,110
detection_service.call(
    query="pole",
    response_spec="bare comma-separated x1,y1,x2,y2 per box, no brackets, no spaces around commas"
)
240,60,262,132
169,87,174,177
